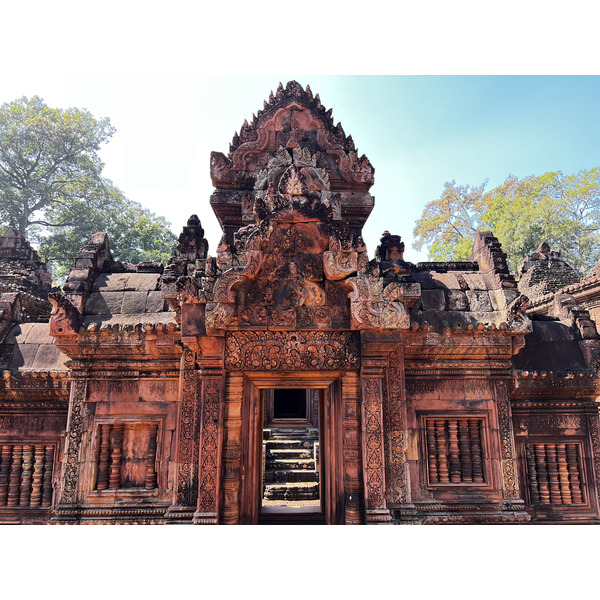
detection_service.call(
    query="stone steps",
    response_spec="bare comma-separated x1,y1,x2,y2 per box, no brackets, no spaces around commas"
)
263,481,319,501
263,430,320,502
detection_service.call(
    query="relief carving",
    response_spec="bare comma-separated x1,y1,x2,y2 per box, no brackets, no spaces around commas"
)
225,331,360,371
48,292,80,336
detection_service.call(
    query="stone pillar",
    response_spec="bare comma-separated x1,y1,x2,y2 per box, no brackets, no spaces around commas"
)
166,347,201,522
360,358,392,523
220,372,243,525
53,378,87,518
494,380,527,513
193,358,225,524
342,371,363,524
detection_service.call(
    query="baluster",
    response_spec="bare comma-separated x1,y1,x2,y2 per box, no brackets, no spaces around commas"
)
534,444,550,504
469,419,484,483
7,445,22,506
546,444,561,503
0,445,11,506
525,444,540,504
459,419,472,483
556,444,572,504
96,424,112,490
566,443,583,504
41,446,54,506
109,424,124,489
145,424,158,489
448,420,461,483
435,420,449,483
19,445,33,506
30,445,45,506
426,420,439,484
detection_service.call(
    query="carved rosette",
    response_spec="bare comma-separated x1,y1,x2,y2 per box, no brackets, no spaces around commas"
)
361,367,391,522
384,348,408,504
60,379,86,504
195,376,223,523
224,331,360,371
495,380,519,498
175,348,201,507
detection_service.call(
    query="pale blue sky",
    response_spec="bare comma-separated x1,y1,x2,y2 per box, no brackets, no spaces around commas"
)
2,74,599,262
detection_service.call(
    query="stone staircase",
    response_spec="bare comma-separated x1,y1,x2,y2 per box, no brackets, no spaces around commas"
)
263,428,320,503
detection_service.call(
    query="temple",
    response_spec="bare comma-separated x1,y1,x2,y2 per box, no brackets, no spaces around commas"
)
1,81,600,524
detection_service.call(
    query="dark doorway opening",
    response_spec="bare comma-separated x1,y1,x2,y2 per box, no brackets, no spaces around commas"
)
273,388,307,420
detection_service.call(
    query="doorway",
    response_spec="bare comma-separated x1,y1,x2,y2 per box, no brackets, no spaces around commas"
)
237,373,346,525
261,389,322,521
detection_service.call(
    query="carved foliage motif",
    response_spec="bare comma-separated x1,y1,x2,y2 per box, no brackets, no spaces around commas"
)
495,380,518,498
362,373,386,510
197,377,222,515
61,380,86,504
176,348,200,506
48,292,80,336
384,348,408,504
224,331,360,371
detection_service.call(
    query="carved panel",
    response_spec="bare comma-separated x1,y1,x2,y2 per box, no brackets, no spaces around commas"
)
176,348,200,507
384,348,408,504
225,331,360,371
61,379,86,504
197,377,223,519
495,380,518,498
361,368,390,521
588,415,600,510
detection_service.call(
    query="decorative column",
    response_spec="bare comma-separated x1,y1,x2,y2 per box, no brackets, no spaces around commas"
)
360,358,392,523
193,358,224,524
220,372,243,524
166,346,201,521
342,371,363,524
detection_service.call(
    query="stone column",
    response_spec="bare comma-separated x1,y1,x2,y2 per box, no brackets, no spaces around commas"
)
220,372,243,524
360,358,392,523
166,347,201,522
342,371,364,524
193,358,225,524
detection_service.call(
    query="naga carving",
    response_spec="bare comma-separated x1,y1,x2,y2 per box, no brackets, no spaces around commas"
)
48,292,80,336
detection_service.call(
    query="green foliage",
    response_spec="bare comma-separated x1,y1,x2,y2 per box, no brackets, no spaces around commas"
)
413,169,600,274
0,96,177,283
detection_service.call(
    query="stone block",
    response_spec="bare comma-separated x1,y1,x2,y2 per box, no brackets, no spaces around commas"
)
121,291,148,314
125,273,161,291
92,273,129,292
462,273,487,291
85,291,125,315
466,290,493,312
446,290,468,311
421,289,446,311
145,291,166,313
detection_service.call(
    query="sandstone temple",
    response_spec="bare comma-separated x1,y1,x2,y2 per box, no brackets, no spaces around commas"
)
2,81,600,524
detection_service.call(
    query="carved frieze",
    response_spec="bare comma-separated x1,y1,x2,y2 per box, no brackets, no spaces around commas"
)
224,331,360,371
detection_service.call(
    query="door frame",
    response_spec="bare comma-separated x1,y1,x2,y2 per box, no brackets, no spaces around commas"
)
239,372,345,525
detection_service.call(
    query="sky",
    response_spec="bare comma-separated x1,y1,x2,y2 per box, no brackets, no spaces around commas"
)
3,73,598,264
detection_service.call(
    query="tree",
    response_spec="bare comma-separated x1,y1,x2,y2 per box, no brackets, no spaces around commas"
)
413,168,600,274
35,180,177,282
0,96,177,282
